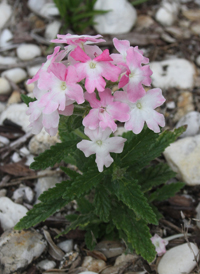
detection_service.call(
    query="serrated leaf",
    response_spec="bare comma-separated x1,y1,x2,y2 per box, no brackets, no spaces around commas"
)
94,184,111,222
60,166,79,179
77,197,94,214
112,205,156,262
149,182,185,202
21,94,36,106
15,197,68,230
138,163,176,192
84,225,100,250
111,175,158,225
30,141,76,170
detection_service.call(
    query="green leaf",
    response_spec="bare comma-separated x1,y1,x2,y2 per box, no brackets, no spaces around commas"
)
112,205,156,262
94,184,111,222
111,175,158,225
60,166,80,179
85,225,99,250
138,163,176,192
15,197,69,230
21,94,36,106
77,197,94,214
62,168,104,200
30,141,76,170
149,182,185,202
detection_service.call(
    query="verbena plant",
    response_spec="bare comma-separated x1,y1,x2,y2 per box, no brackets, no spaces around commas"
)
53,0,109,33
16,33,185,262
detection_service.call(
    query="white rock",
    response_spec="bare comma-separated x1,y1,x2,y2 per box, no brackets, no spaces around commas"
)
7,90,21,105
0,103,30,132
28,0,59,18
0,135,10,147
35,173,61,203
37,259,56,270
82,256,106,273
0,228,47,274
0,77,11,95
150,59,196,90
12,186,34,204
0,189,7,197
0,55,17,65
0,28,13,48
25,154,35,166
155,1,180,27
0,197,28,230
93,0,137,34
176,111,200,138
157,243,199,274
45,20,61,40
166,101,176,109
2,68,27,83
196,55,200,67
20,146,30,156
0,0,12,29
11,152,21,163
29,128,60,154
57,239,73,253
17,44,41,61
163,135,200,185
27,65,41,77
25,81,35,93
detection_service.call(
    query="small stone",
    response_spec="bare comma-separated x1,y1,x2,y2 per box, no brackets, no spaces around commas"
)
0,55,17,65
182,9,200,21
174,91,194,121
176,111,200,138
0,135,10,147
196,55,200,67
37,259,56,270
28,0,59,18
0,77,11,95
114,253,138,266
57,239,74,253
35,173,61,203
155,1,180,26
0,28,13,48
11,152,21,163
2,68,27,83
163,135,200,185
17,44,41,61
27,65,41,77
135,15,155,31
150,59,196,90
93,0,137,34
0,0,12,29
0,228,47,274
82,256,106,273
29,128,60,154
7,90,21,105
190,21,200,35
0,189,7,197
45,20,61,40
157,243,199,274
166,101,176,109
25,154,35,166
0,103,30,132
20,146,30,156
12,186,34,204
25,81,35,93
95,241,126,258
0,197,28,230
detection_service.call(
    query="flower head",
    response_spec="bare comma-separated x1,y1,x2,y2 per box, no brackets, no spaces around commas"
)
151,234,168,256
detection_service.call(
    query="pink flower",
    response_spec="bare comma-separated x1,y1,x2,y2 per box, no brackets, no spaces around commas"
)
83,88,130,132
38,62,84,112
119,47,152,102
77,127,126,172
114,88,165,134
51,33,105,46
70,46,121,93
151,234,168,256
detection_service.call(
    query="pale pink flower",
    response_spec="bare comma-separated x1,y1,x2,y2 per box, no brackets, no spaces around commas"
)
151,234,168,256
111,38,131,65
83,88,130,132
70,46,121,93
118,47,152,102
114,88,165,134
51,33,105,46
38,63,84,111
77,127,126,172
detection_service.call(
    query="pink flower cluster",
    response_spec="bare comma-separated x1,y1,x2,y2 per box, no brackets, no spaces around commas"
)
26,33,165,172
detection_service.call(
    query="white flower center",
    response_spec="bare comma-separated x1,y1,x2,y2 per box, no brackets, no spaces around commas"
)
129,72,134,78
89,61,96,69
96,140,102,146
136,102,142,109
60,81,67,90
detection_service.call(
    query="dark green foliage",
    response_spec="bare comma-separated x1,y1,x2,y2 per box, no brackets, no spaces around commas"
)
94,184,111,222
21,94,36,106
53,0,110,33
